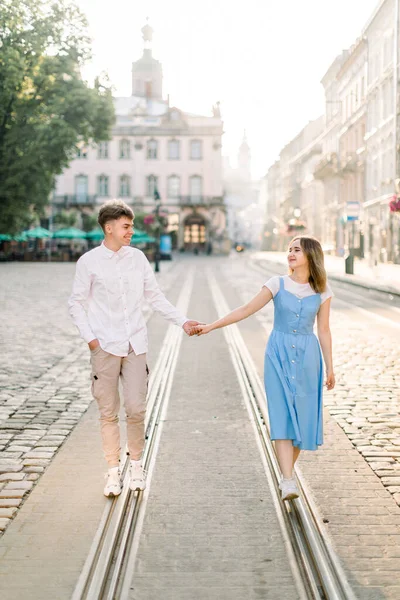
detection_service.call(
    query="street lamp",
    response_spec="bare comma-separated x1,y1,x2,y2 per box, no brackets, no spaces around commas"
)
153,186,161,273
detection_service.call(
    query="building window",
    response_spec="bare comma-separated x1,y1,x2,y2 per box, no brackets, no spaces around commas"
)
75,175,88,201
190,140,202,160
147,174,158,197
147,139,158,159
120,139,130,159
170,110,179,121
168,139,180,160
119,175,131,197
76,145,88,159
167,175,180,198
189,175,202,200
97,142,109,159
98,175,109,197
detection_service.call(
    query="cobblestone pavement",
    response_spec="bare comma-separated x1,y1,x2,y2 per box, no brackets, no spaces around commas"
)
0,260,182,535
245,255,400,507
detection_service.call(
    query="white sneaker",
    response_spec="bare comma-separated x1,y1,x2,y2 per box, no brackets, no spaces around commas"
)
279,477,299,502
104,466,122,497
129,460,147,491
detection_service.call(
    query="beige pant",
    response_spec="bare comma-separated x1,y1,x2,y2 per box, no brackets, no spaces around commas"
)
90,346,149,466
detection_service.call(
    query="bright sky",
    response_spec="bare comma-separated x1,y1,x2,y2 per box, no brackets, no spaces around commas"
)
78,0,380,178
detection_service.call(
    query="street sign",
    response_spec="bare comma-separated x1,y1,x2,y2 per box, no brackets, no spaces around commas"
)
346,201,360,222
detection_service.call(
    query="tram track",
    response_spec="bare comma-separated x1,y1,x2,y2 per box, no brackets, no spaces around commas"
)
72,258,355,600
72,270,194,600
207,269,355,600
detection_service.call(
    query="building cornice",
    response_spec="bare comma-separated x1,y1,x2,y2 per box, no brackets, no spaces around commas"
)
112,126,224,137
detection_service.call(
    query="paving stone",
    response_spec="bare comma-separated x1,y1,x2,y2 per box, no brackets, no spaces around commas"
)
4,481,33,491
23,451,54,459
0,508,17,518
0,490,29,499
0,518,10,531
0,473,25,482
0,465,22,474
0,498,22,508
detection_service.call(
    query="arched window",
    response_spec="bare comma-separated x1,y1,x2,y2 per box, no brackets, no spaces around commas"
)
147,139,158,159
75,175,88,202
98,175,109,197
168,139,180,160
189,175,202,201
167,175,180,199
147,174,158,198
120,139,130,159
119,175,131,197
190,139,202,160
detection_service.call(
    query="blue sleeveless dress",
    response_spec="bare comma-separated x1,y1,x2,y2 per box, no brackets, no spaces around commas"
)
264,277,324,451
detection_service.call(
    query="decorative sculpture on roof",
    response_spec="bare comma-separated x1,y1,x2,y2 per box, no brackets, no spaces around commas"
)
212,101,221,118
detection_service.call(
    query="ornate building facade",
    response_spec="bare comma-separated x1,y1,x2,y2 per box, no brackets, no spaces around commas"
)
54,23,228,253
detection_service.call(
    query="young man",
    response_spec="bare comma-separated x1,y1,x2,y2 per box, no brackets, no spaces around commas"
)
69,200,200,497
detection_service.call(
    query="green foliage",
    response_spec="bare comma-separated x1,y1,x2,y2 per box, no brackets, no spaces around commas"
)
81,212,99,232
53,209,78,228
0,0,115,233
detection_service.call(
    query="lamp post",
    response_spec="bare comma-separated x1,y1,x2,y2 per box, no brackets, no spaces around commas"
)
154,186,161,273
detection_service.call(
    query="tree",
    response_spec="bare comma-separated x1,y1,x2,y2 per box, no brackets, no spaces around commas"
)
53,209,78,229
0,0,115,233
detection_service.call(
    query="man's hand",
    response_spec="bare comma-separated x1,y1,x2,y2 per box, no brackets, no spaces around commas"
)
190,324,213,336
88,339,100,351
182,320,204,336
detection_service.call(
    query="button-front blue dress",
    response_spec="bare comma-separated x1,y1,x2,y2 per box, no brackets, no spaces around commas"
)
264,277,324,451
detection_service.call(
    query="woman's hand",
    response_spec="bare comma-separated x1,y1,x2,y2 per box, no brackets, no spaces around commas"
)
190,324,213,336
325,370,335,391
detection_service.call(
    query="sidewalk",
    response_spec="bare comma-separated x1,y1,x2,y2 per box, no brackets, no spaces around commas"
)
251,251,400,295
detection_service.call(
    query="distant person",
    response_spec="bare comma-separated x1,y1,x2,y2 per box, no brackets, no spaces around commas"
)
190,236,335,501
69,200,201,497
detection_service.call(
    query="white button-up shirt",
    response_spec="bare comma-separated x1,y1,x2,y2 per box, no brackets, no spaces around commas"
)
68,243,188,356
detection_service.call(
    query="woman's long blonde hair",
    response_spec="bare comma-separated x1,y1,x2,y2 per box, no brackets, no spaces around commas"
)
288,236,327,294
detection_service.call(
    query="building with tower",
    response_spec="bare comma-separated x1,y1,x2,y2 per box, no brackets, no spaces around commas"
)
223,132,260,247
54,22,228,253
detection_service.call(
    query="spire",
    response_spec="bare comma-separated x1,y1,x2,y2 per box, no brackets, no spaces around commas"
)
141,18,153,52
132,20,163,99
238,130,251,180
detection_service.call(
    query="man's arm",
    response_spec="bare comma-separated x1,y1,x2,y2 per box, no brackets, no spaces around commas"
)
68,258,97,346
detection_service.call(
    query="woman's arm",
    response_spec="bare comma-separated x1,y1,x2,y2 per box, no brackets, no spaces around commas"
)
192,286,273,335
317,298,335,390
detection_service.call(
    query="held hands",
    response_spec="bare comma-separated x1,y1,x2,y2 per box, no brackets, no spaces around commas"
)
189,324,213,336
325,370,335,391
182,320,205,336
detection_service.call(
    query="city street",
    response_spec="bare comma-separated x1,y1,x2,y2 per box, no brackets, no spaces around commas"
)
0,254,400,599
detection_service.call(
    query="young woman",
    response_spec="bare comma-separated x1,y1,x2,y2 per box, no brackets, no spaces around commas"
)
191,236,335,501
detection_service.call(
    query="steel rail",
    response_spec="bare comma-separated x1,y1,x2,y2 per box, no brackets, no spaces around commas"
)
72,271,194,600
208,269,355,600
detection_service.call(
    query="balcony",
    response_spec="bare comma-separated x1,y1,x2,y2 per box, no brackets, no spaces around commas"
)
314,153,339,180
54,194,98,207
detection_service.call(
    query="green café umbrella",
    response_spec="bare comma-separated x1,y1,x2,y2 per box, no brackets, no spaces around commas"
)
53,227,87,240
23,226,52,239
86,228,104,241
0,234,12,241
13,232,29,242
132,233,156,244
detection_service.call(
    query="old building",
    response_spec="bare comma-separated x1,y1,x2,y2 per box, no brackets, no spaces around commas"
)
363,0,399,264
54,22,229,253
336,37,367,258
